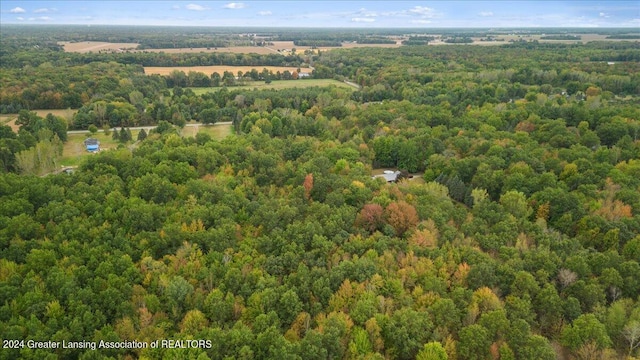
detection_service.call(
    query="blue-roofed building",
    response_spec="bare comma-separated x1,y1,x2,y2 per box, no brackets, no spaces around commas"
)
84,138,100,152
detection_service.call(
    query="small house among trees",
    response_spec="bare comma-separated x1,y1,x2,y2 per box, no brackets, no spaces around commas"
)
373,170,402,182
84,138,100,152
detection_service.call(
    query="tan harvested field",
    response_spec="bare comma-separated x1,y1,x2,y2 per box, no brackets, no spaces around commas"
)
143,46,280,54
144,65,304,76
463,33,639,46
1,109,77,132
137,41,402,55
59,34,635,54
266,40,401,53
59,41,139,53
1,117,19,132
60,40,402,54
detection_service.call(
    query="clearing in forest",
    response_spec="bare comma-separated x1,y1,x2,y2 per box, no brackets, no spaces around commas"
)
60,124,232,166
144,65,304,76
188,79,353,93
59,41,140,52
1,109,77,132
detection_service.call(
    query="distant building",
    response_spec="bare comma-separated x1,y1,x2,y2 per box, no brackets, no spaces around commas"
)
298,72,311,78
84,138,100,152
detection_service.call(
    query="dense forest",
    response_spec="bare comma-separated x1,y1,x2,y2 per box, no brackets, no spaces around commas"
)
1,26,639,359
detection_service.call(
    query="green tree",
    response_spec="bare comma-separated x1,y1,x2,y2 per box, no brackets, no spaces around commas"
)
457,324,491,360
137,128,147,141
417,342,448,360
382,309,434,360
561,314,612,352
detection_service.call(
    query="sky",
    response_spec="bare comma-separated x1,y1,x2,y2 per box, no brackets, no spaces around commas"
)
1,1,639,28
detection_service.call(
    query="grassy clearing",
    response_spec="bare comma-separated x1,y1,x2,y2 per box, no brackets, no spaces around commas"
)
60,124,232,166
181,124,232,139
189,79,353,94
144,65,303,76
1,109,77,132
59,41,139,53
60,130,139,166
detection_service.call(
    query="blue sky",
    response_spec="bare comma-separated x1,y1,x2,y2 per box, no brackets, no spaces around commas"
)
1,1,639,27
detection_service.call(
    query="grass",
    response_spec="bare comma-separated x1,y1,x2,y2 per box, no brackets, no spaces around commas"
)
1,109,77,132
60,124,232,167
144,65,302,76
181,124,232,139
189,79,354,94
60,131,135,166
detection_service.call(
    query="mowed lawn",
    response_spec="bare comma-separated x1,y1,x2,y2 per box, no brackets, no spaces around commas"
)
61,124,232,166
61,131,137,166
181,124,232,139
189,79,355,94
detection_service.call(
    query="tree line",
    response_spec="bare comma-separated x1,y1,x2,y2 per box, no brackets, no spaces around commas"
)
1,31,639,359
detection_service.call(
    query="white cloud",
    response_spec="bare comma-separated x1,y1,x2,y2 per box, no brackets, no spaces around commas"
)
412,19,431,24
10,7,26,13
172,5,180,10
356,8,377,17
258,10,272,16
38,16,52,21
409,6,435,17
186,4,207,11
224,3,246,9
479,11,493,17
34,8,50,13
16,17,24,21
351,17,375,23
599,12,610,18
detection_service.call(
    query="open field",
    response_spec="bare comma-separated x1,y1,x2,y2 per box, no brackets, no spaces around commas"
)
0,116,19,132
59,41,140,53
1,109,77,132
144,65,304,76
265,40,402,54
142,46,280,54
60,124,232,166
180,124,232,139
59,35,636,54
61,131,131,166
60,40,403,54
461,33,640,46
188,79,354,94
59,33,638,55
